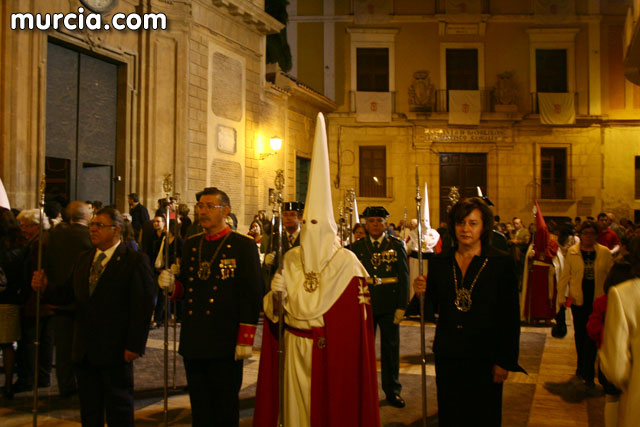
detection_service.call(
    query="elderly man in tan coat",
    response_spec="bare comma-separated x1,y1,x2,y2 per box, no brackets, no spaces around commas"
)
600,274,640,427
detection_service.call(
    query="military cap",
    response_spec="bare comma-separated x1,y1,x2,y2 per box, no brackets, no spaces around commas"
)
362,206,390,218
283,201,304,213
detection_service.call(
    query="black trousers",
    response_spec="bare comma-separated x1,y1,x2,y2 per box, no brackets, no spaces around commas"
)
373,312,401,396
75,359,135,426
183,357,243,427
571,304,597,384
435,355,503,427
52,312,76,395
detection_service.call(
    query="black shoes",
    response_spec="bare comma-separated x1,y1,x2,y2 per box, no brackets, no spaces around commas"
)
386,393,406,408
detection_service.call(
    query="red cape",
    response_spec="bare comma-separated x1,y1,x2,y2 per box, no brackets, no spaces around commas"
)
253,277,380,427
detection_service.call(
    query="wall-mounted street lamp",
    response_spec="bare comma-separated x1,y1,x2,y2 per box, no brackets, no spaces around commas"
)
260,136,282,160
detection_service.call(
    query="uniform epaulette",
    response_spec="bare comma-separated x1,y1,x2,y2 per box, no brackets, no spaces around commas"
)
232,231,253,241
388,235,403,243
187,231,205,240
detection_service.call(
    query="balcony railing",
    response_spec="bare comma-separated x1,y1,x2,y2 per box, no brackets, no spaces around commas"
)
355,176,394,199
535,178,576,201
434,89,492,113
529,92,578,115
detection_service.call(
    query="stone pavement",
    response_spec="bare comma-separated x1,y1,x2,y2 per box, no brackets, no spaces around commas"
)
0,316,606,426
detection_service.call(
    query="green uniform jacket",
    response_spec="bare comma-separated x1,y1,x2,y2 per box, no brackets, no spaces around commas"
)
350,235,410,315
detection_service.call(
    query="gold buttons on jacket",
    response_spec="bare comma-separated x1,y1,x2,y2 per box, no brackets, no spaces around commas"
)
188,288,193,293
213,286,218,291
205,310,211,315
188,310,193,316
189,277,194,282
188,299,193,303
209,298,214,303
189,267,193,271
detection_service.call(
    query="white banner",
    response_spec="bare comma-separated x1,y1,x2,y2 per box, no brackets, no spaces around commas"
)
356,92,392,123
538,92,575,125
0,178,10,210
448,90,481,125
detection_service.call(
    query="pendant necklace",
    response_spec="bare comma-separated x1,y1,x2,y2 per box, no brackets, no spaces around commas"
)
452,256,488,312
197,233,231,280
300,246,341,293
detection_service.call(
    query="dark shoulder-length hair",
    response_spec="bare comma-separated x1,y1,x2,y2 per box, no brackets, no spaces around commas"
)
447,197,494,249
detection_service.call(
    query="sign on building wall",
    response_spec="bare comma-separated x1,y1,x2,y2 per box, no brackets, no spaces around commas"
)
423,128,510,143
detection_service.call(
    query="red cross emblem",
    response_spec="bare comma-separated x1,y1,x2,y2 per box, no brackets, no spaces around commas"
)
370,102,378,112
554,104,561,114
462,103,470,113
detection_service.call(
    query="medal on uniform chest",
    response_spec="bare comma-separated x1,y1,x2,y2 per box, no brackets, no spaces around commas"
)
197,233,231,281
198,261,212,280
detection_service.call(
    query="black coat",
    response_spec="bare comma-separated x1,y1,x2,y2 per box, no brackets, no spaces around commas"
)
350,234,410,315
43,222,93,309
178,231,262,360
426,246,524,372
70,243,155,366
129,203,150,235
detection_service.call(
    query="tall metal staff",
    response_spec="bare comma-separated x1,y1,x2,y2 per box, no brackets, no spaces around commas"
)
345,189,355,247
162,173,172,426
415,166,428,427
172,192,180,389
272,170,286,427
33,173,45,427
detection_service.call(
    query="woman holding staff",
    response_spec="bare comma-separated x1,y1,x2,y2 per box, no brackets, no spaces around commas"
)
413,197,524,426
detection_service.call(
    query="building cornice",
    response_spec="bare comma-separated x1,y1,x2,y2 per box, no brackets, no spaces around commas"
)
208,0,283,34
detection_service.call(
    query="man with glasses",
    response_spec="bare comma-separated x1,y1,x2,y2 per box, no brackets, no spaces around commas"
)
159,187,262,426
32,207,155,426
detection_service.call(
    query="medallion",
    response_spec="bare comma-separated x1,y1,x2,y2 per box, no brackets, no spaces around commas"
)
371,253,382,267
303,271,319,292
198,261,211,280
454,288,472,312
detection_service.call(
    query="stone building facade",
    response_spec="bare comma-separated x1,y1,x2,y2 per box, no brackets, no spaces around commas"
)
0,0,334,228
288,0,640,226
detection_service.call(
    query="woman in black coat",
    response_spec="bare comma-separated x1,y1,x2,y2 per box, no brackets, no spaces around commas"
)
414,197,525,426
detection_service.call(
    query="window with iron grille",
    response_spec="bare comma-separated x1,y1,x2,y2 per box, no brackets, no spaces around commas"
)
359,146,386,197
541,148,567,199
356,48,389,92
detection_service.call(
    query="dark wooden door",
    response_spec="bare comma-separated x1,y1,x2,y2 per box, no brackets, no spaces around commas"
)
439,153,487,223
359,146,386,198
45,41,118,206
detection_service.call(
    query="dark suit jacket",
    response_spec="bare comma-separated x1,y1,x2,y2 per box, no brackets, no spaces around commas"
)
71,243,155,366
426,246,525,372
44,222,93,309
350,234,410,315
130,203,150,235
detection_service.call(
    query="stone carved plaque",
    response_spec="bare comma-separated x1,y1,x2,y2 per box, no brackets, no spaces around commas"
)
210,159,242,210
408,70,435,112
216,125,237,154
211,52,243,122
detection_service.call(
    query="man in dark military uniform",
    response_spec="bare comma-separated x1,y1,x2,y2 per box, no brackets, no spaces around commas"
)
159,187,262,426
263,201,303,290
349,206,410,408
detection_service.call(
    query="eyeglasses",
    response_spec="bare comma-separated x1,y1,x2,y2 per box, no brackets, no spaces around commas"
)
196,203,225,211
580,230,597,236
90,222,116,229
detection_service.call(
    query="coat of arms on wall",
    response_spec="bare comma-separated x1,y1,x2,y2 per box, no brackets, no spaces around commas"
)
408,70,435,112
493,71,518,113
